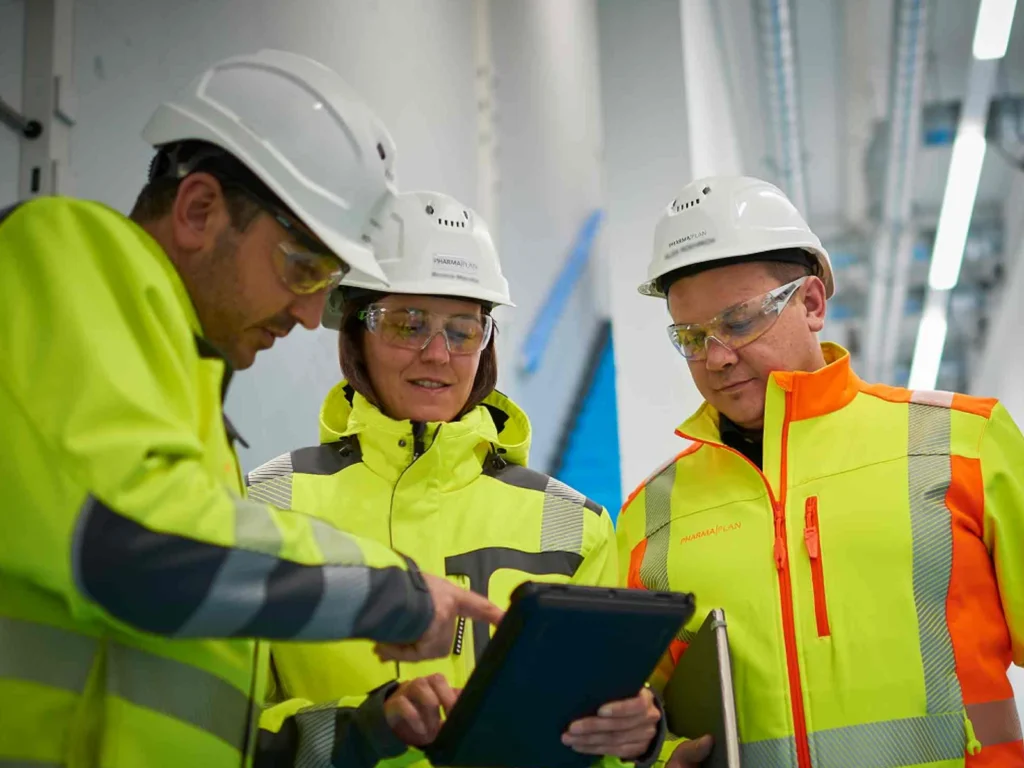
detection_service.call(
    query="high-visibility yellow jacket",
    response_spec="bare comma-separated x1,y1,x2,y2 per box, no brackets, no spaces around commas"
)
0,198,435,768
248,382,623,766
617,344,1024,768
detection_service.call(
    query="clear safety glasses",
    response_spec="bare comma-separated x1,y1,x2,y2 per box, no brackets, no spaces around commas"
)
229,182,350,295
667,276,808,361
360,305,495,355
268,210,350,295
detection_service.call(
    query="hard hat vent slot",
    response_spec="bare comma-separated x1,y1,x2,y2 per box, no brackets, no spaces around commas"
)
672,197,701,212
438,218,467,229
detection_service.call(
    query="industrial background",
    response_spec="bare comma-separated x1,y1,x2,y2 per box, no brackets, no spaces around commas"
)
2,0,1022,716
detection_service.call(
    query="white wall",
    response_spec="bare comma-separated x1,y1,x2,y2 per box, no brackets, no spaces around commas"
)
598,0,762,492
679,0,744,180
63,0,480,469
488,0,605,472
597,0,703,492
0,0,25,206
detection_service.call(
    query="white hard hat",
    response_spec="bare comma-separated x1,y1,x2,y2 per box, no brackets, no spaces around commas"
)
639,176,834,299
322,190,513,329
141,49,395,283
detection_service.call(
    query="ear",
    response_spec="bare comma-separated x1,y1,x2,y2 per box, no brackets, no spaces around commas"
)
802,276,827,333
170,173,230,254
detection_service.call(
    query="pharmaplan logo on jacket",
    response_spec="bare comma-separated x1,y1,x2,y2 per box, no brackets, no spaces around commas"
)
432,253,480,284
679,521,741,545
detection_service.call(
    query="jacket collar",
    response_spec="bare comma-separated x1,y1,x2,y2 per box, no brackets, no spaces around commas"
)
678,343,860,444
318,381,532,489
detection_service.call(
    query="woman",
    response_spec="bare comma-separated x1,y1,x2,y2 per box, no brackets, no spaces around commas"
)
249,191,663,767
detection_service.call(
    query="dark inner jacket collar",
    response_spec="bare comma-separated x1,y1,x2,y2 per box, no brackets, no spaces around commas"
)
719,414,764,470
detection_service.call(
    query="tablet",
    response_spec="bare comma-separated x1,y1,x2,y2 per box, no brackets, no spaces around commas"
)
663,609,741,768
425,582,695,768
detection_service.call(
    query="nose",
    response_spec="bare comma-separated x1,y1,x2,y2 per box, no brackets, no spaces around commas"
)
289,291,330,331
703,336,738,372
420,332,451,363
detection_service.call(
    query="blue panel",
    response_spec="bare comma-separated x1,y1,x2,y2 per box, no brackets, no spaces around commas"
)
555,331,623,520
519,211,604,375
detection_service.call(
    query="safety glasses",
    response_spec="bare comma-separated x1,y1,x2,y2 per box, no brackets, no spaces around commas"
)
361,305,494,355
227,181,350,295
667,276,808,361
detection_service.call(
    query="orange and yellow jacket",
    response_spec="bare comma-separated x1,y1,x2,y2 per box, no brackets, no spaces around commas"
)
617,344,1023,768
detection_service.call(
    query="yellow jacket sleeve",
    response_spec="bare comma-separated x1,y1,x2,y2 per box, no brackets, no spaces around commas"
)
0,197,433,644
573,507,621,588
980,402,1024,665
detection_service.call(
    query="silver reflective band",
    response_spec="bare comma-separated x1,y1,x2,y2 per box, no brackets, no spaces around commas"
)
907,402,962,715
740,735,797,767
0,615,97,693
639,462,675,593
0,616,248,751
106,643,249,750
540,477,586,554
809,711,964,767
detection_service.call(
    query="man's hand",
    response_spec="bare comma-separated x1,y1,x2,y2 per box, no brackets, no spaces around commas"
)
383,674,459,747
561,687,661,759
374,574,504,662
666,735,714,767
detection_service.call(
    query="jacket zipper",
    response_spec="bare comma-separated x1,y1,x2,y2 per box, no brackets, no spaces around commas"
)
803,496,831,638
677,394,812,768
774,394,812,768
388,421,432,680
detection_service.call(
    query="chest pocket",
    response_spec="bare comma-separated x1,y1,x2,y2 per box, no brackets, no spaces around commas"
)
444,453,599,661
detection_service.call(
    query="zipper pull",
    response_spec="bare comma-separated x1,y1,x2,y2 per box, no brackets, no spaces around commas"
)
804,498,820,559
411,421,426,459
964,712,983,755
773,503,787,570
452,616,466,656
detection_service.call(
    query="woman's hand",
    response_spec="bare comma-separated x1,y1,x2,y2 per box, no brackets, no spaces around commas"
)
383,673,459,747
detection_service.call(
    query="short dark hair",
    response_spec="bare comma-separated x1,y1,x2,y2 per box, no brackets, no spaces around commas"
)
129,140,265,230
762,259,814,286
337,293,499,421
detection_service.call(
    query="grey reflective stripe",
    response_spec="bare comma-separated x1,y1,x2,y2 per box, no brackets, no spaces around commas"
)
740,735,797,766
291,559,369,641
540,477,586,554
483,458,549,492
0,615,97,692
907,402,962,714
0,617,248,752
175,498,284,637
808,711,964,767
291,440,361,476
235,497,284,556
247,452,295,507
106,642,249,750
174,547,276,636
968,697,1023,746
308,515,365,565
639,463,675,592
248,452,293,484
247,441,362,509
293,703,337,766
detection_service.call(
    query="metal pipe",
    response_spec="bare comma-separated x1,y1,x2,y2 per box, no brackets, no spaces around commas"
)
0,96,42,139
863,0,927,381
758,0,808,215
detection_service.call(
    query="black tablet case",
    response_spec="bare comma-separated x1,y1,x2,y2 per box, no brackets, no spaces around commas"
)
425,582,696,768
663,609,741,768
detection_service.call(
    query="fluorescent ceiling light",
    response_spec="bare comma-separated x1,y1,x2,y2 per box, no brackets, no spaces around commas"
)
928,126,987,290
908,290,950,391
973,0,1019,60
